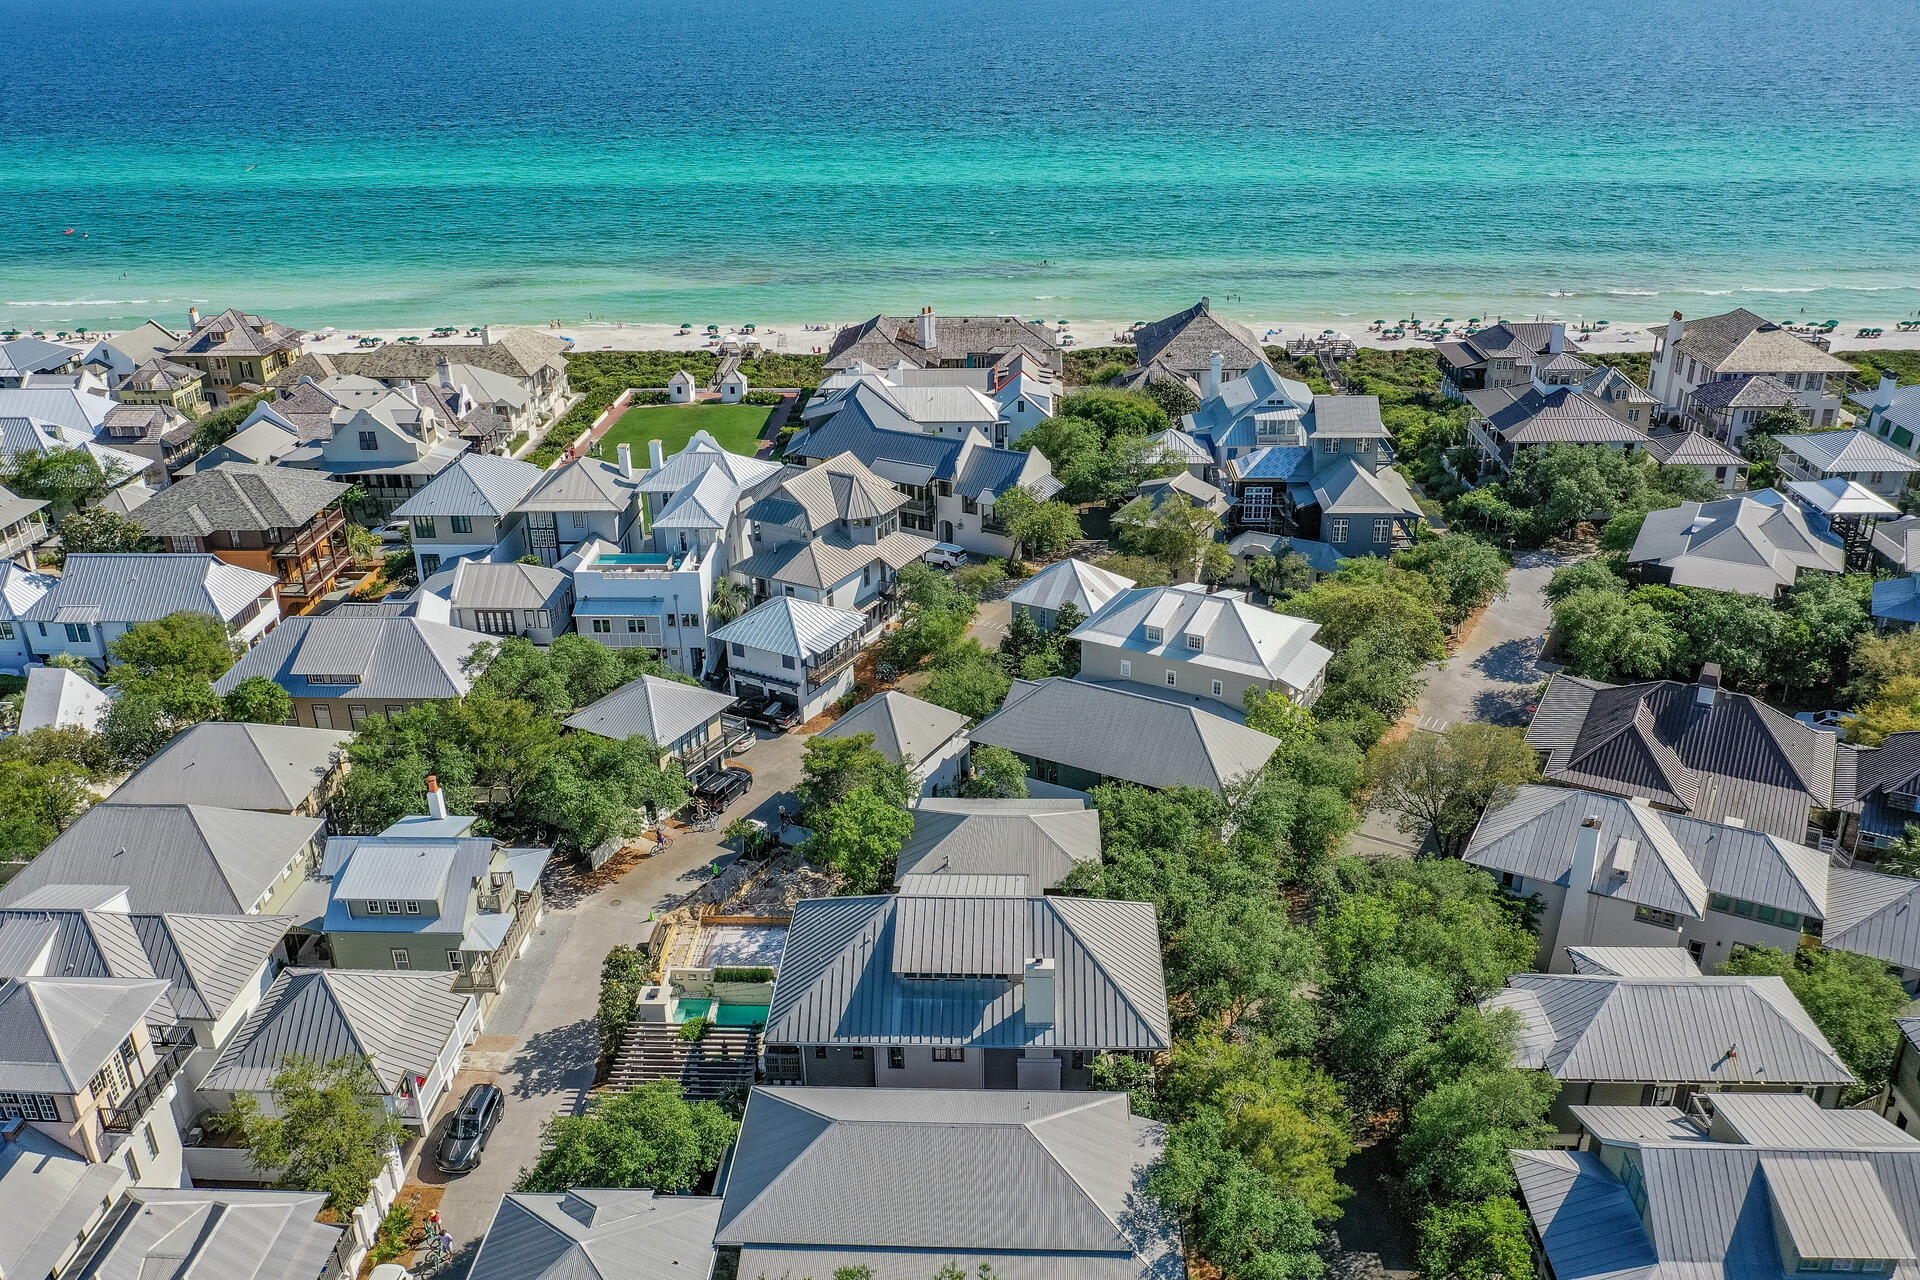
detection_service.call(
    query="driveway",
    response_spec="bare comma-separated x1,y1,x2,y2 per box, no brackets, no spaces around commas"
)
417,725,815,1271
1345,549,1569,858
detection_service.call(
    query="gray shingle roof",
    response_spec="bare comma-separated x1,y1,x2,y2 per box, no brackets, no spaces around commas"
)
826,313,1062,372
213,613,484,702
0,975,171,1091
468,1191,723,1280
203,967,475,1095
275,330,566,387
19,553,278,626
166,308,304,360
969,677,1283,792
816,691,969,767
104,721,350,812
72,1188,342,1280
717,1087,1178,1280
123,463,347,536
565,674,737,746
766,891,1169,1050
895,797,1100,888
1485,972,1852,1085
1670,308,1855,375
730,527,934,590
1132,299,1267,375
393,452,546,519
0,804,323,914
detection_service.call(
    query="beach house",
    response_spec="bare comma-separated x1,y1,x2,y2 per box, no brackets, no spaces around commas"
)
125,464,355,614
730,453,936,617
0,487,52,570
98,402,196,483
815,689,972,791
512,448,644,565
826,307,1063,373
782,412,1058,557
633,431,785,566
1007,556,1135,631
424,557,573,643
0,336,84,386
278,381,472,515
1774,428,1920,504
103,721,351,818
1647,308,1856,428
1855,370,1920,457
1625,493,1844,597
18,552,280,668
115,357,207,420
565,538,715,675
161,307,306,405
804,355,1060,446
1464,348,1651,470
710,595,868,722
81,321,181,388
1434,322,1569,398
392,451,546,576
564,674,744,783
1640,429,1747,489
1129,297,1268,387
274,326,571,426
894,796,1102,888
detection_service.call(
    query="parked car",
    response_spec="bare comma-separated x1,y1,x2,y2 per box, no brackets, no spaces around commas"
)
735,695,801,732
923,543,969,569
695,766,753,812
1794,709,1848,733
376,520,410,544
435,1083,504,1174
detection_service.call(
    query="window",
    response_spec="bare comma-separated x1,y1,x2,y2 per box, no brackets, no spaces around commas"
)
349,705,369,727
143,1123,159,1158
1779,909,1801,929
731,643,745,658
449,515,471,534
404,901,420,915
1321,438,1339,453
1185,632,1204,651
476,610,515,635
932,1047,964,1062
420,553,441,575
1619,1152,1648,1217
412,515,435,539
1144,626,1163,644
571,512,586,528
357,430,377,450
783,584,795,596
0,1092,58,1121
64,622,91,643
1634,905,1681,929
312,704,333,729
1329,518,1348,543
961,496,978,515
366,900,383,914
592,618,611,633
1709,893,1732,912
1688,939,1707,963
386,900,400,914
681,614,699,628
1211,679,1224,697
1165,670,1177,687
814,1046,827,1059
448,951,464,970
628,618,647,634
1373,518,1394,544
888,1047,905,1069
1119,659,1131,677
0,623,11,640
782,655,796,669
391,949,411,969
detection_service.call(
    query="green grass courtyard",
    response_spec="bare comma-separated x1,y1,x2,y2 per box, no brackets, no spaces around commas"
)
595,403,774,460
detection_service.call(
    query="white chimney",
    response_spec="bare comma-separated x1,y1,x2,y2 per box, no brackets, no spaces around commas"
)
188,306,201,329
1551,816,1605,967
617,443,634,478
426,775,448,821
649,439,666,470
1205,350,1223,400
480,325,498,346
918,306,937,352
1548,323,1566,355
458,384,474,416
437,356,453,388
1877,369,1899,413
1666,311,1684,349
1024,957,1056,1026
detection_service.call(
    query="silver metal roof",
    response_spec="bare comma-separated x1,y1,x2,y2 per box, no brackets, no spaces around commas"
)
565,675,738,746
469,1191,723,1280
710,595,865,659
0,975,170,1091
1007,556,1136,617
1071,583,1330,688
214,613,482,701
393,452,545,518
1564,946,1703,977
766,892,1169,1050
0,906,289,1023
1,1127,129,1280
895,799,1101,889
816,690,969,767
72,1189,342,1280
18,553,276,625
104,722,350,812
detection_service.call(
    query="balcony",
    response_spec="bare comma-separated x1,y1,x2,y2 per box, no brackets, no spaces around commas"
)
273,507,348,561
101,1038,194,1133
0,516,48,560
807,640,862,684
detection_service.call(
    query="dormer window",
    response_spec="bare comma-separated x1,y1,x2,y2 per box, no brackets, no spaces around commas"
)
386,900,400,914
366,900,383,914
1144,625,1163,644
1185,632,1204,651
404,901,420,915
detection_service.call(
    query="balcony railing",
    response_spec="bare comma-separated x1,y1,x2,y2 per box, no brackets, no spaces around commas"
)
0,518,48,558
101,1040,193,1133
808,642,862,684
272,507,348,560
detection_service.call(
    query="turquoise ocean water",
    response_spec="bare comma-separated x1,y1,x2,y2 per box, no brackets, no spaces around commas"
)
4,0,1919,333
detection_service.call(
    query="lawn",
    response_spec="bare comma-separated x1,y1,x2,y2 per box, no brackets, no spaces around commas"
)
597,404,774,459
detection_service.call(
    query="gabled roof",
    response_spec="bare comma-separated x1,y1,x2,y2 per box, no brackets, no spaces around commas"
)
768,891,1168,1049
636,430,784,497
1132,299,1267,374
19,552,277,626
0,337,80,378
0,484,49,537
1628,495,1844,595
970,677,1284,793
18,666,113,734
1642,430,1745,467
1310,457,1424,517
394,452,546,519
1485,972,1852,1085
1564,946,1702,977
514,455,641,514
758,453,909,527
1,1127,129,1280
1007,557,1135,618
817,690,969,766
0,804,324,914
100,402,194,448
565,674,738,746
72,1188,342,1280
717,1087,1177,1280
1071,583,1331,688
276,331,566,388
730,527,934,590
469,1191,723,1280
1787,477,1901,517
1876,574,1920,626
1685,372,1800,411
1145,427,1211,466
213,612,484,702
105,721,350,811
1185,363,1313,444
896,797,1100,888
203,967,474,1094
1448,321,1561,366
1874,516,1920,572
1670,308,1854,375
1136,470,1229,513
122,357,200,392
127,463,346,536
1779,429,1920,475
1465,384,1648,445
711,595,865,659
0,975,171,1091
1525,673,1844,840
0,386,114,433
826,313,1061,372
445,559,569,610
1309,395,1389,438
166,308,304,359
1823,867,1920,972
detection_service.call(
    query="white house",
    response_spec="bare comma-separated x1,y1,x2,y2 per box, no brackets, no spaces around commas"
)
18,553,279,668
0,558,56,672
668,370,698,404
1647,308,1856,428
710,595,868,722
816,690,971,792
392,452,546,577
565,537,719,678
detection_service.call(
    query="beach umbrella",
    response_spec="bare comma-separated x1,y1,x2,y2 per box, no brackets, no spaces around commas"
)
1374,320,1386,326
1,329,17,338
680,322,692,329
74,326,87,336
707,324,719,332
1322,329,1335,335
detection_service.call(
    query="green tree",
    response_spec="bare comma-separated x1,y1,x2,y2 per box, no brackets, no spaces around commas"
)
994,486,1082,560
1318,856,1537,1000
1249,547,1314,599
1152,1107,1327,1280
1394,534,1510,626
330,703,476,834
210,1054,411,1213
1114,491,1222,582
1777,573,1872,694
920,641,1013,722
1288,560,1447,665
1365,723,1542,857
961,744,1029,799
0,755,94,858
1552,586,1680,682
1143,378,1201,420
2,446,123,517
796,732,916,816
1418,1196,1536,1280
708,577,749,627
597,944,651,1061
1545,558,1625,602
1399,1066,1557,1202
517,733,691,855
1850,632,1920,704
1057,388,1171,438
1673,587,1787,689
222,675,294,725
1718,945,1909,1093
1242,688,1316,755
108,611,241,683
54,507,153,563
803,786,914,893
515,1080,738,1193
102,674,222,765
1501,443,1645,544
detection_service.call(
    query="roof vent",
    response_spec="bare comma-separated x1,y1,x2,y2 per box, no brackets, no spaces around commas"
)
1612,838,1637,877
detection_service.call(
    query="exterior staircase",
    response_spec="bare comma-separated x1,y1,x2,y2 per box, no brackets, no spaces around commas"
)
607,1022,760,1100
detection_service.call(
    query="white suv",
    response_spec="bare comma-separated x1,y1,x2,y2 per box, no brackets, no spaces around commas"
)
923,543,968,569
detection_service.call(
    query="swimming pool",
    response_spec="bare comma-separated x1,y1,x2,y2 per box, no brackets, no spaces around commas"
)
673,997,770,1027
597,553,677,566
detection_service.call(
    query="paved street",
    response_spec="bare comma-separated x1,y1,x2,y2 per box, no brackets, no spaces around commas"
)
1345,549,1569,858
412,726,815,1273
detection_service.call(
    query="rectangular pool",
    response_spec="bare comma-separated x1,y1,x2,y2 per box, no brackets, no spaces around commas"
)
673,997,771,1027
597,553,677,566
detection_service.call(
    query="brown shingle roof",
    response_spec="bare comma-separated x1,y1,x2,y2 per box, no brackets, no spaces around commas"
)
167,308,305,359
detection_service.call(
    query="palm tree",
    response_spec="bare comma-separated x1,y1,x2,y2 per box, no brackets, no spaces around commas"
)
709,578,749,626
